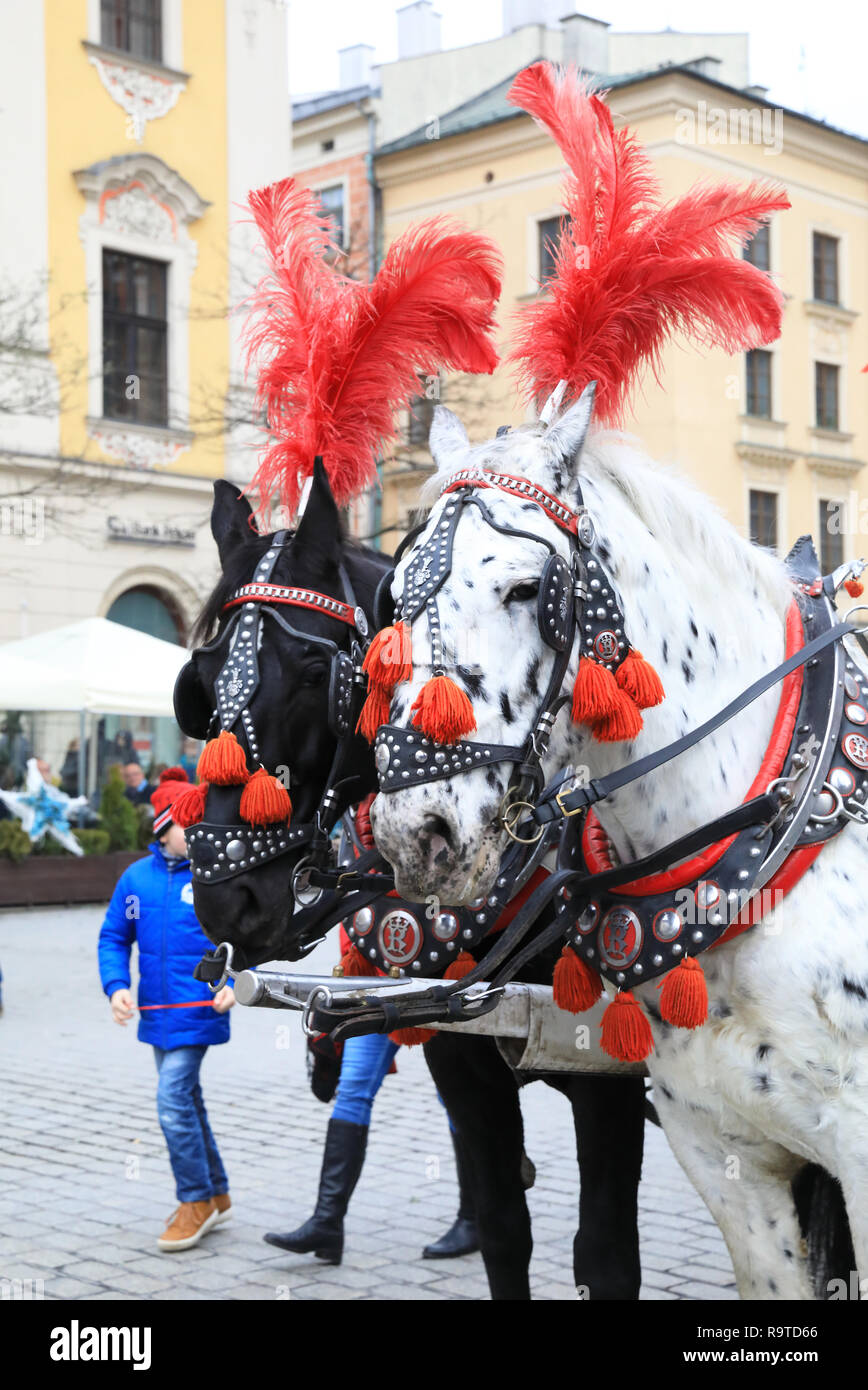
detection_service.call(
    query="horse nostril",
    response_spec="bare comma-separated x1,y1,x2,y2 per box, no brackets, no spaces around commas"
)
423,814,454,865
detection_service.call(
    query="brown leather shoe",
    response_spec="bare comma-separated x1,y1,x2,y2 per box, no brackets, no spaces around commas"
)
213,1193,231,1225
157,1199,218,1251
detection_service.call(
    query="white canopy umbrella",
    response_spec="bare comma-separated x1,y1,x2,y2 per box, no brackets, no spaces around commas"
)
0,618,191,799
0,618,189,716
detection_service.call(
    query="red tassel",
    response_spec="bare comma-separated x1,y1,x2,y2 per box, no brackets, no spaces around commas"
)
172,782,209,828
600,991,654,1062
410,675,476,744
592,689,644,743
845,578,864,598
616,649,665,709
444,950,476,980
659,956,708,1030
197,730,250,786
355,685,392,744
362,621,413,689
340,944,372,977
239,768,292,825
389,1027,437,1047
553,945,603,1013
571,656,622,724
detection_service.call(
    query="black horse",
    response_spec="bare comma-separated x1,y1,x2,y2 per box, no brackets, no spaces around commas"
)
175,462,647,1300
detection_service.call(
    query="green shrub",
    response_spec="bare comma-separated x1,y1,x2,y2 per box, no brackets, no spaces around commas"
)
0,819,33,862
134,803,155,849
73,828,111,856
98,766,139,852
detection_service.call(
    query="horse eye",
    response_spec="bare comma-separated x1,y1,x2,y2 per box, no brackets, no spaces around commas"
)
506,581,539,604
301,666,328,687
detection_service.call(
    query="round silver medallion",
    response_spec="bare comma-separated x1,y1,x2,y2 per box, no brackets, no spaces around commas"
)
653,909,682,942
577,901,599,934
577,513,595,547
843,733,868,771
695,880,721,911
353,906,374,936
226,838,246,861
599,906,643,969
354,607,369,637
432,911,459,942
845,702,868,726
375,742,390,774
828,765,856,797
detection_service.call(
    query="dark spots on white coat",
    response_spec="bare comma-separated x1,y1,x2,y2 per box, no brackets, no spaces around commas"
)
500,691,514,724
482,555,496,564
681,660,694,685
662,639,669,664
456,665,486,701
757,1042,772,1059
842,977,867,1001
526,656,540,697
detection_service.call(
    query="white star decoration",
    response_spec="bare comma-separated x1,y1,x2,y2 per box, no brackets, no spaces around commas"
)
0,759,88,856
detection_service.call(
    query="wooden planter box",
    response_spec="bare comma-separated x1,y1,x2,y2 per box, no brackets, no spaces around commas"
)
0,851,146,908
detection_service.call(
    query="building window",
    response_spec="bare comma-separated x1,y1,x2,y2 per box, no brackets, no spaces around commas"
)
749,489,778,551
743,223,770,273
102,249,168,426
538,215,571,283
819,500,845,574
100,0,163,62
318,184,346,248
812,232,839,304
746,349,772,418
815,362,839,430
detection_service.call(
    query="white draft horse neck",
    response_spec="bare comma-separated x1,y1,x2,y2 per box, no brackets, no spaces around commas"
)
373,389,868,1300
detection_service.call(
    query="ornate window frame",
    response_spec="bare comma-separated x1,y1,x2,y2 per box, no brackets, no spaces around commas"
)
74,152,209,470
84,1,187,141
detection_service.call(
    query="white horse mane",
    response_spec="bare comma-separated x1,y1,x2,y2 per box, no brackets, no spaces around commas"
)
423,422,794,619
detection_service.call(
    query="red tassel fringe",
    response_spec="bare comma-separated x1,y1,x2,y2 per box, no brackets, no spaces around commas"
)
389,1027,437,1047
616,649,665,709
600,991,654,1062
356,685,391,744
239,768,292,825
571,656,621,724
410,675,476,744
444,950,477,980
172,782,209,828
362,622,413,689
659,955,708,1030
553,945,603,1013
197,730,250,786
845,578,864,598
340,944,372,977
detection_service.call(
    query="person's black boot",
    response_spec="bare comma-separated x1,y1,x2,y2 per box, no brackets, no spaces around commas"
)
264,1118,367,1265
422,1131,480,1259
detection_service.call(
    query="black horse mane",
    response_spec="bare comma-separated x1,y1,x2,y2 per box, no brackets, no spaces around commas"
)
190,524,389,649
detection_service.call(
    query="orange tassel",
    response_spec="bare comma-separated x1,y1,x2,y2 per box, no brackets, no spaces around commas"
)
197,730,250,786
172,782,209,828
410,675,476,744
616,650,665,709
355,685,391,744
571,656,622,724
389,1027,437,1047
659,956,708,1030
340,944,372,977
592,689,644,743
600,991,654,1062
362,622,413,689
845,578,864,598
553,946,603,1013
239,768,292,825
444,950,476,980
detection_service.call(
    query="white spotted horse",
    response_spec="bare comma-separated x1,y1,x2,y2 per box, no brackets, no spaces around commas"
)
172,174,648,1300
358,64,867,1298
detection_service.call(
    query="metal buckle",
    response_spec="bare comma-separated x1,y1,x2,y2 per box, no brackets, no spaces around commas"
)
554,787,583,818
500,791,544,844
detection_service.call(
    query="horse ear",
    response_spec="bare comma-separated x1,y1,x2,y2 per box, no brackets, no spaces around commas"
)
544,381,596,474
429,406,469,472
293,457,340,566
211,481,255,566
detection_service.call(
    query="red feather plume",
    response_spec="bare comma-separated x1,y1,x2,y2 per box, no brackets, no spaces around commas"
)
242,178,503,518
506,63,791,424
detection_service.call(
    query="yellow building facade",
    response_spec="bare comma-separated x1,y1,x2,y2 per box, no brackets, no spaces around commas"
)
375,67,868,566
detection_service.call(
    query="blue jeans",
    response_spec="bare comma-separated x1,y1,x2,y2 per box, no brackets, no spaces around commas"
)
332,1032,400,1127
153,1045,228,1203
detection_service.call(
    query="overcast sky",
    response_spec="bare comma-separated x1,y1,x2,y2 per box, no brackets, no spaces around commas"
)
287,0,868,139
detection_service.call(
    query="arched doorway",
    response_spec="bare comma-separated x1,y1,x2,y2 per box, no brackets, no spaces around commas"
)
102,584,189,785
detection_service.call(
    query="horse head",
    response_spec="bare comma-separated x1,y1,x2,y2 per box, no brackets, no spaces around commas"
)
174,460,391,966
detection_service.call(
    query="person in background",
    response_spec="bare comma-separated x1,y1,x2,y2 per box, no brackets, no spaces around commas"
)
121,761,154,807
178,738,200,783
98,767,235,1251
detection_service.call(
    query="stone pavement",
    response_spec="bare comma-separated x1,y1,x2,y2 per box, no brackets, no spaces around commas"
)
0,904,736,1301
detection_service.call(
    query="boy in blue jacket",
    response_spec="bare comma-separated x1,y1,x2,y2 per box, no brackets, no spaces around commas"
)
98,767,234,1251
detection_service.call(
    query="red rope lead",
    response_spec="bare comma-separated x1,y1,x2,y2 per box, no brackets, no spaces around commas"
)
138,1000,218,1011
